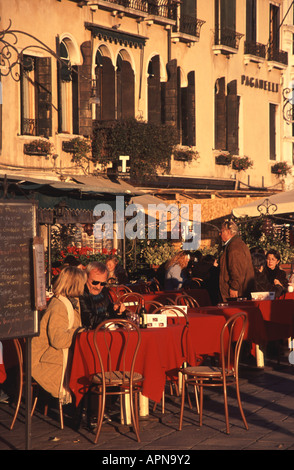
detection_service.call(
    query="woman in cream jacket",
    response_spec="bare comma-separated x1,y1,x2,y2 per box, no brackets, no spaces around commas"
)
32,266,86,402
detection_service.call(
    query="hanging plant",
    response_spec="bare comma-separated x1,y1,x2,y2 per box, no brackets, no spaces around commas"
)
232,155,253,172
215,152,233,166
271,161,292,177
24,139,53,156
62,137,92,166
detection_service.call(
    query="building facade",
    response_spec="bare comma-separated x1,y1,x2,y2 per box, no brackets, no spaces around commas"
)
0,0,293,208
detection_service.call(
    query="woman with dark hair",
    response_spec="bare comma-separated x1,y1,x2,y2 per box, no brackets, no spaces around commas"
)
263,249,288,297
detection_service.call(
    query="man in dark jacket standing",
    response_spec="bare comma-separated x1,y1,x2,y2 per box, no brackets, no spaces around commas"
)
219,220,255,302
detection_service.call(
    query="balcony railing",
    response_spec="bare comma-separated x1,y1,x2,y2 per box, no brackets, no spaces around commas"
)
267,45,288,66
214,27,243,50
244,41,266,59
177,15,206,38
104,0,148,13
148,0,175,19
22,118,38,136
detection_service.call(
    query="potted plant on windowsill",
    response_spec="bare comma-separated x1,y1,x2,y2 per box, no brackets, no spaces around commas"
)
24,139,53,156
271,161,292,177
173,146,199,163
215,152,233,166
232,155,253,172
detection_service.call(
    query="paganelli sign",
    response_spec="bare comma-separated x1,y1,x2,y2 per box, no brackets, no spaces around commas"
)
241,75,279,93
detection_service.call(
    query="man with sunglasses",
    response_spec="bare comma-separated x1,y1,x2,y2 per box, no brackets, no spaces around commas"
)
80,261,125,330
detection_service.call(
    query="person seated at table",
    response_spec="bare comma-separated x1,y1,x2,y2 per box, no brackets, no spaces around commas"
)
32,266,86,403
164,251,190,291
263,249,288,298
105,255,129,285
251,252,277,293
80,261,126,330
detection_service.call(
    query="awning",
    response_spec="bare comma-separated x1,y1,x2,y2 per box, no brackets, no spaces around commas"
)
0,174,148,223
232,190,294,218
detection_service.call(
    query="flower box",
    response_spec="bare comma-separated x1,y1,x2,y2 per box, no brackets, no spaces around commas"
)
271,162,292,177
215,153,233,166
232,156,253,172
24,139,53,156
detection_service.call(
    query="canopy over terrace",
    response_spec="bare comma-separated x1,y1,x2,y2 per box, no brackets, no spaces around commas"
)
232,190,294,219
0,174,146,223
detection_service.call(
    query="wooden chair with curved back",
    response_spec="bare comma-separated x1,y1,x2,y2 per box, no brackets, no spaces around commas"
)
179,312,248,434
118,292,145,315
176,294,200,308
150,306,191,413
91,318,143,443
144,300,164,312
10,339,63,430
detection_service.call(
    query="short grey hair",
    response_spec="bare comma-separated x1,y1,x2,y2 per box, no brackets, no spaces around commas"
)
86,261,107,275
221,220,238,234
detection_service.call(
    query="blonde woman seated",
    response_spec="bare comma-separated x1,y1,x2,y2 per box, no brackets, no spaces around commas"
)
32,266,86,404
164,251,190,291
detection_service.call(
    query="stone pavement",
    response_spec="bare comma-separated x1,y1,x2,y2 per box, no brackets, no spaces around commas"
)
0,356,294,453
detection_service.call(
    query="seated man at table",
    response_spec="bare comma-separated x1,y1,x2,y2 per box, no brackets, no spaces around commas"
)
80,261,126,330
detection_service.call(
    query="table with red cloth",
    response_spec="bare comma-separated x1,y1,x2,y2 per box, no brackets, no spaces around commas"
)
69,313,226,408
0,342,6,384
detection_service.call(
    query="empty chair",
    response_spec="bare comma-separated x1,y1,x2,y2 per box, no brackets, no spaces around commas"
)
151,306,190,413
90,318,143,443
179,312,248,434
118,292,144,314
176,294,200,308
145,300,163,312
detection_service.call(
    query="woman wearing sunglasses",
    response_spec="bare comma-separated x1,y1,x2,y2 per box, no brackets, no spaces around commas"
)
80,261,125,330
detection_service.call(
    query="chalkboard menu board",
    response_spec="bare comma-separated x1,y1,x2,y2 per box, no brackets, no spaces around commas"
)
0,201,38,340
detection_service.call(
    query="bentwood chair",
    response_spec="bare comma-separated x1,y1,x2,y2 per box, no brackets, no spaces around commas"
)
145,300,163,312
176,294,200,308
91,318,143,443
151,306,191,413
10,339,64,430
118,292,145,315
179,312,248,434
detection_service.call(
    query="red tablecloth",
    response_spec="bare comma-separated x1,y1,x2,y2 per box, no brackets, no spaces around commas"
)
69,313,226,407
198,299,294,345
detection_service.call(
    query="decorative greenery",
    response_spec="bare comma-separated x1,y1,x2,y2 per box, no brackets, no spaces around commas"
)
143,242,177,266
24,139,53,156
235,215,294,263
173,146,199,162
232,155,253,172
271,161,292,177
92,118,178,182
63,137,92,166
215,152,233,166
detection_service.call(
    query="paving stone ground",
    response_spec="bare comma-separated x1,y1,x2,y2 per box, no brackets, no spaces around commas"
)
0,354,294,456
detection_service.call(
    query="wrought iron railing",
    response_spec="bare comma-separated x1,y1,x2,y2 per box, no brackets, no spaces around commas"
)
267,45,288,65
105,0,148,13
177,15,205,38
214,27,243,50
22,118,38,136
244,41,266,59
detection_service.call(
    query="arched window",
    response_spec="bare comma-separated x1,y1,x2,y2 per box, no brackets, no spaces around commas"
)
116,52,134,120
20,54,52,137
57,39,78,134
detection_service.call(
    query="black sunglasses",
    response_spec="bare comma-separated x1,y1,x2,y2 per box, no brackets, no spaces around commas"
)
91,280,107,286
